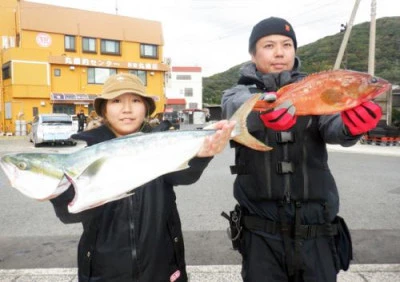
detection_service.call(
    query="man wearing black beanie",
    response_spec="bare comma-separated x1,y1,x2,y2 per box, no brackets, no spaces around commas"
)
221,16,380,282
248,17,297,53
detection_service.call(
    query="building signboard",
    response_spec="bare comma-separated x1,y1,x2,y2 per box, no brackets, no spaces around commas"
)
48,56,170,72
36,33,52,47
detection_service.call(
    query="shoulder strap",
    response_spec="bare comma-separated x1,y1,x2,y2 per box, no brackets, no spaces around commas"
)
246,85,263,94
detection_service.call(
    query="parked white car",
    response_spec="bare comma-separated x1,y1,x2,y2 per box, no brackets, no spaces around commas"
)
70,114,80,133
28,114,76,147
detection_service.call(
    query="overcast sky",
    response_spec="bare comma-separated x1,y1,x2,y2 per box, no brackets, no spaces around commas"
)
28,0,400,76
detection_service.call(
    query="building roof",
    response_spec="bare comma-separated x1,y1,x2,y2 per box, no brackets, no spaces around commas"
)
19,1,164,45
171,66,202,73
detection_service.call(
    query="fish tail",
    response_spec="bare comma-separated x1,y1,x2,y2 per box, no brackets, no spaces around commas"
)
230,94,272,151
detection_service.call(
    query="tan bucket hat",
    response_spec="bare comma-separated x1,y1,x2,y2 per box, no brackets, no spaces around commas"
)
94,73,156,117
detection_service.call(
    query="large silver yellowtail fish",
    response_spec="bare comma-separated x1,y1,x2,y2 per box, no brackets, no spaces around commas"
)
0,94,269,213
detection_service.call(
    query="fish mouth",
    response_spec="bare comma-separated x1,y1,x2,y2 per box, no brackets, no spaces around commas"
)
371,83,391,98
380,83,391,92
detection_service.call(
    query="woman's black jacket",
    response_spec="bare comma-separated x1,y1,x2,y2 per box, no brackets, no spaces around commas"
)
50,124,212,282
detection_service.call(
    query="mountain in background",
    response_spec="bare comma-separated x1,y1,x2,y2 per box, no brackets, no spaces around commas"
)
203,16,400,105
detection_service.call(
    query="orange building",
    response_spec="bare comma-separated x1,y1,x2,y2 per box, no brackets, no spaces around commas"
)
0,0,169,134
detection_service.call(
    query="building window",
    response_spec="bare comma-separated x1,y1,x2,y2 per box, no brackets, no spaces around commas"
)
87,68,117,84
140,44,158,59
5,102,11,119
176,75,191,80
2,62,11,80
128,70,147,86
53,104,75,115
64,35,76,51
184,88,193,97
101,39,120,55
189,102,198,109
54,69,61,77
82,37,96,53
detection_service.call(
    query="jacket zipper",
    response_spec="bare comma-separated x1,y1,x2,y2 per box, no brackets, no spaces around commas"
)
128,196,140,281
282,142,291,203
264,133,272,198
302,134,309,200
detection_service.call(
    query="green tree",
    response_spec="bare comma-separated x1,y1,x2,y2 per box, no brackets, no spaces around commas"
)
203,17,400,104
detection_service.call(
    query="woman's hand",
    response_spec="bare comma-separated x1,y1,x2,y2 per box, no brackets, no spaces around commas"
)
196,120,236,157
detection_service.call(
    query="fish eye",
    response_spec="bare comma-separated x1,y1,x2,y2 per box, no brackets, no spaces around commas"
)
17,162,27,170
370,77,378,83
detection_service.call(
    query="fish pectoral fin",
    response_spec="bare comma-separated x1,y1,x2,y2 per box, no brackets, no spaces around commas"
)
69,191,136,214
47,175,72,199
63,170,80,208
65,156,108,189
64,158,107,210
78,157,108,178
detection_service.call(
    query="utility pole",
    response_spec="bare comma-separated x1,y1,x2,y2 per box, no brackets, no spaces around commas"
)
368,0,377,75
115,0,119,15
333,0,361,70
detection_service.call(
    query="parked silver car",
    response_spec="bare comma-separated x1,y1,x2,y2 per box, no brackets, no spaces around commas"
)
28,114,76,147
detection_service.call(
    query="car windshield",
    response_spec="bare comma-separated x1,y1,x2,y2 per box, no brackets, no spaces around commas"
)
42,116,72,124
164,112,178,119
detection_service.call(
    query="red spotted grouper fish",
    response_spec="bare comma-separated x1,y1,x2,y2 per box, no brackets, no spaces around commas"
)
253,69,391,115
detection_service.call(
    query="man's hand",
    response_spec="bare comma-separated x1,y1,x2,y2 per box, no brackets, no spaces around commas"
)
196,120,236,157
341,101,382,136
259,92,297,131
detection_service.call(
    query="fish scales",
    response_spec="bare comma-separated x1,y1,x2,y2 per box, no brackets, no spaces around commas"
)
66,130,216,213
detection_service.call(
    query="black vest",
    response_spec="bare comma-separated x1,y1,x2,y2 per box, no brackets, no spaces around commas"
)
231,79,338,203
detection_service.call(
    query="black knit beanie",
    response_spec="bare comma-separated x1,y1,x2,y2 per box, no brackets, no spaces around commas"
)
248,17,297,53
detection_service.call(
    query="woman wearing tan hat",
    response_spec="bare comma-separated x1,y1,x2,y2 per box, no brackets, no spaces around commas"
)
50,73,235,281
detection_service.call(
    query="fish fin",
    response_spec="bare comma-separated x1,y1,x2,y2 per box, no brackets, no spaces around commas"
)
230,94,272,152
64,157,108,209
68,157,107,179
64,171,79,207
253,100,276,112
68,191,136,213
40,176,71,201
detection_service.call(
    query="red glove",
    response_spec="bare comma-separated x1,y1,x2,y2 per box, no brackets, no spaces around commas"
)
341,101,382,136
259,93,297,131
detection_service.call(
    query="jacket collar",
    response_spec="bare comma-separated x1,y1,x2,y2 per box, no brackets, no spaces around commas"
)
237,57,305,91
71,125,115,146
